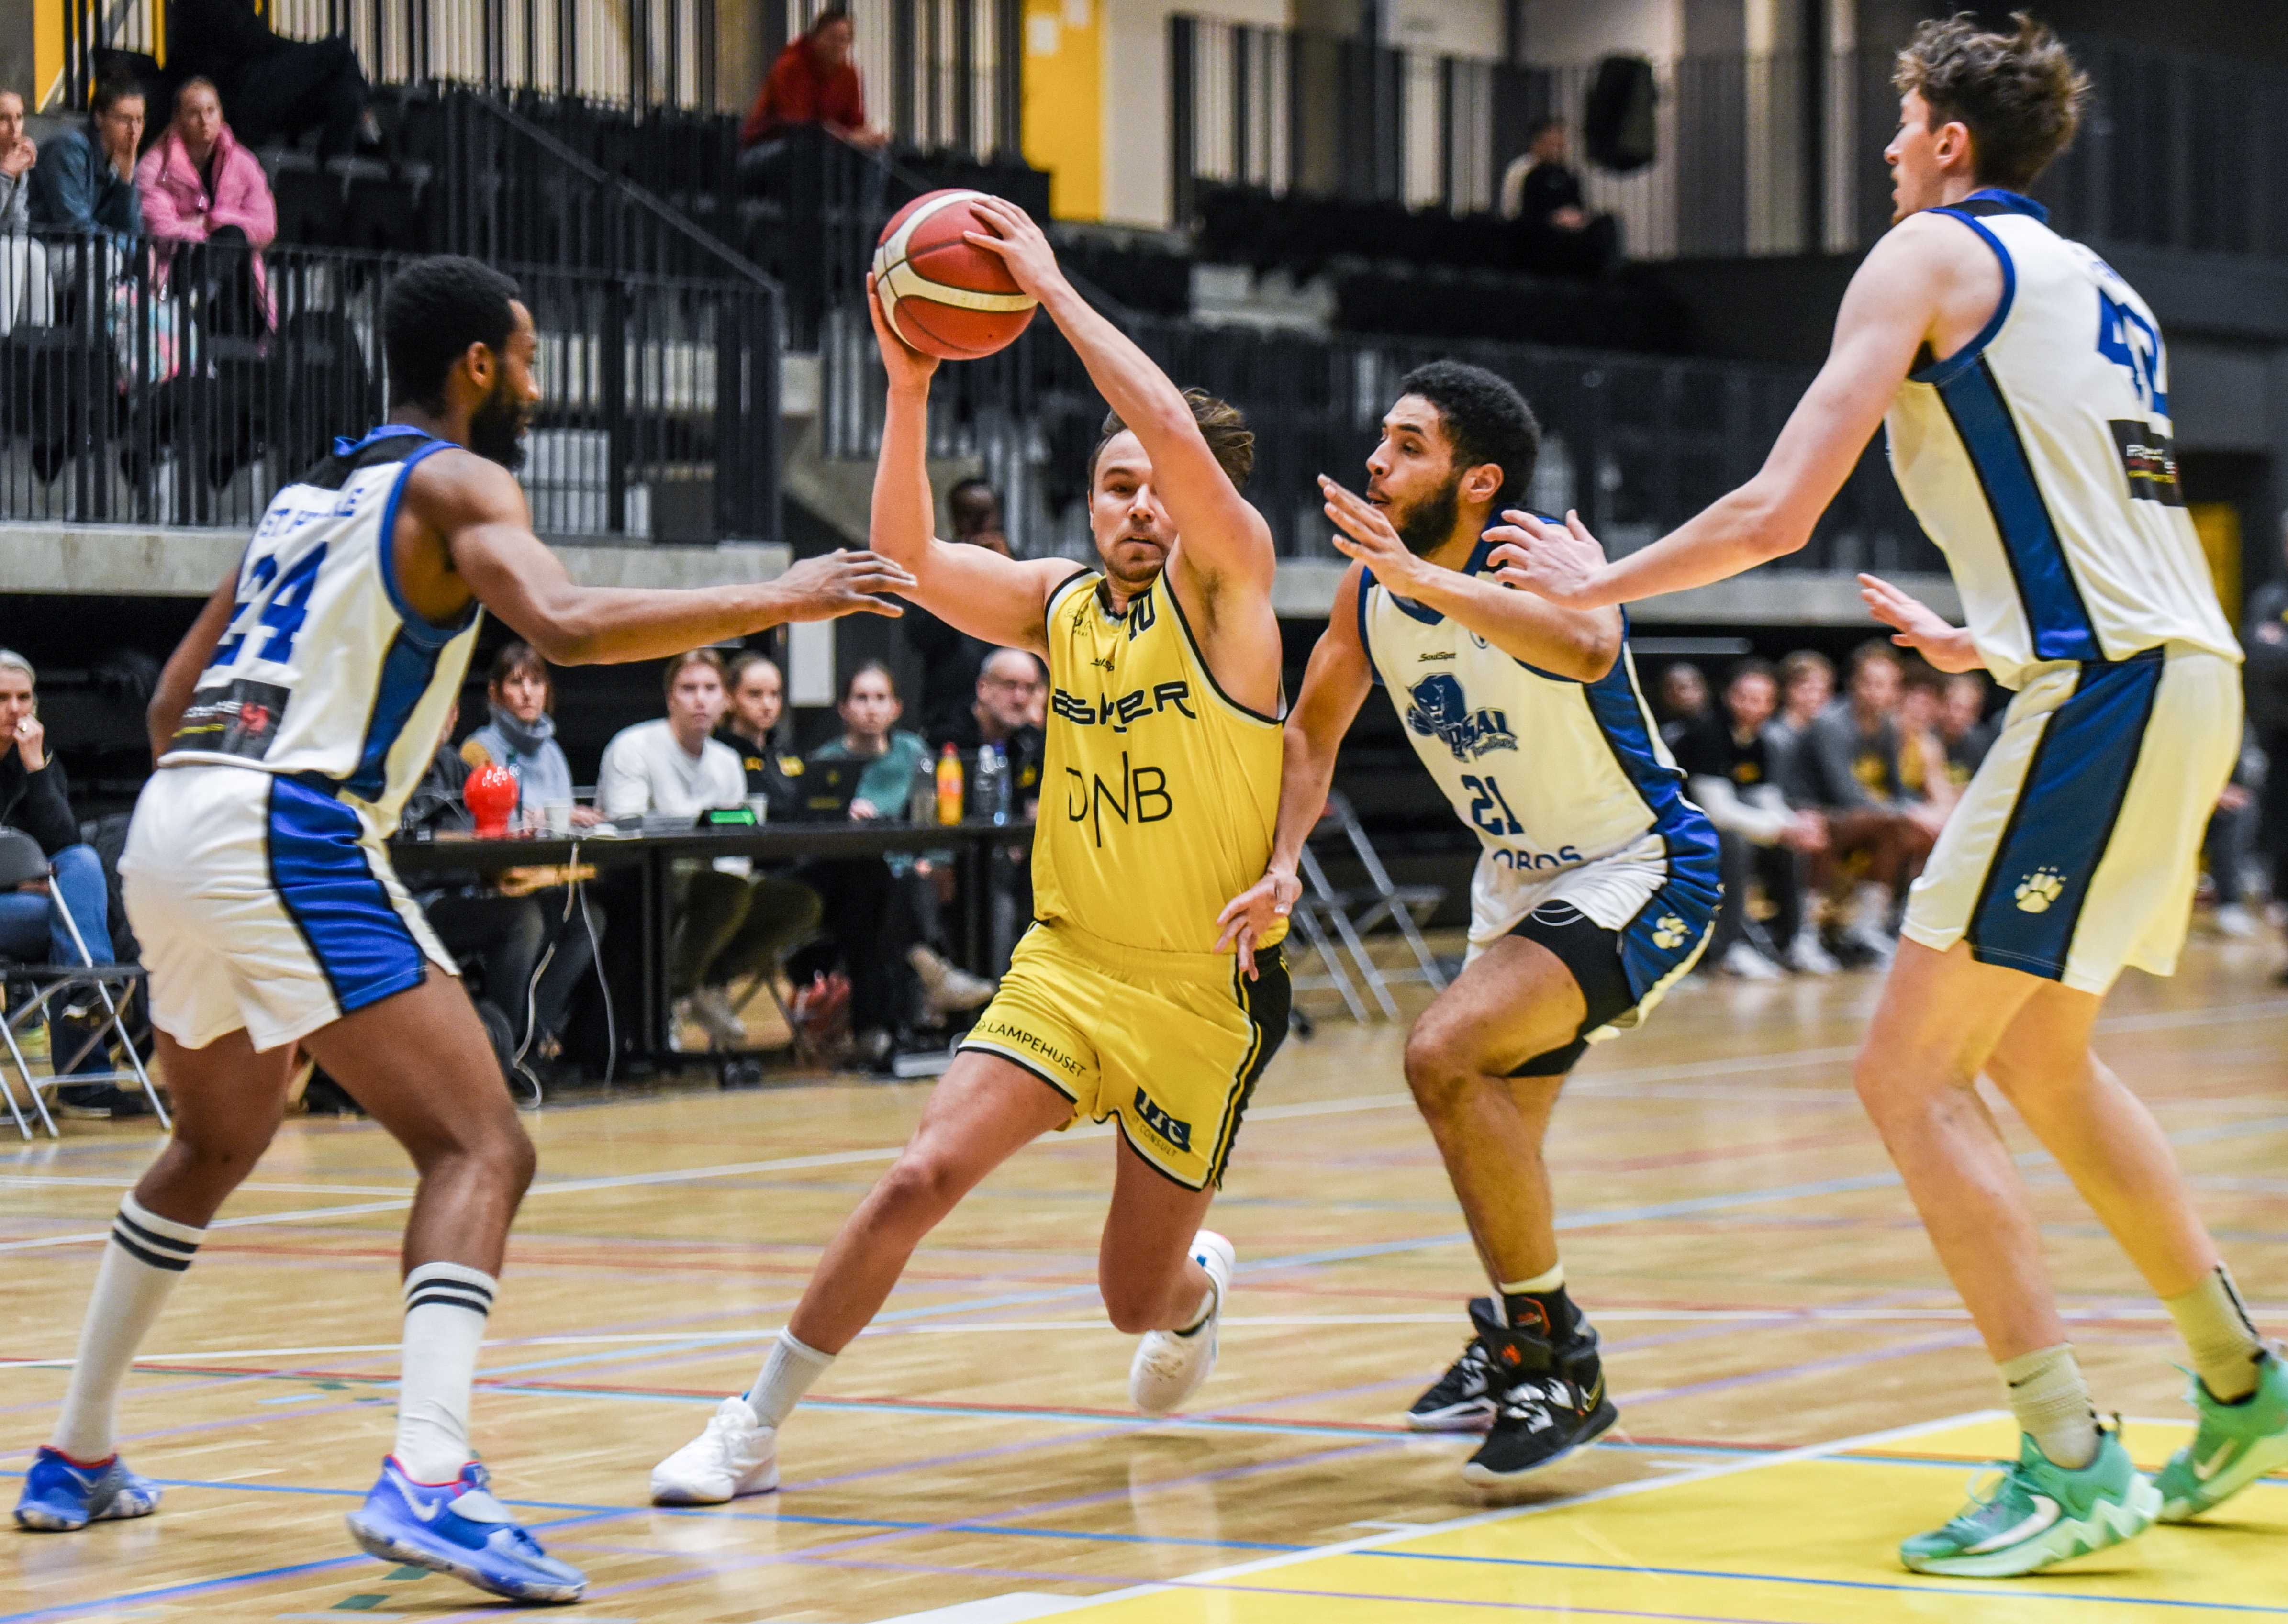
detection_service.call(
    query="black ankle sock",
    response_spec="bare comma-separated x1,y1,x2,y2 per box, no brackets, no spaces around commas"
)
1502,1285,1578,1341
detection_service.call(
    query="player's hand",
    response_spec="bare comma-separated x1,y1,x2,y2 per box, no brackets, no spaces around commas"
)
1780,809,1827,854
1857,573,1982,673
769,549,917,623
962,196,1065,302
1485,510,1610,608
848,797,880,821
7,714,45,772
866,272,937,393
1318,476,1428,593
1215,865,1300,981
0,138,35,179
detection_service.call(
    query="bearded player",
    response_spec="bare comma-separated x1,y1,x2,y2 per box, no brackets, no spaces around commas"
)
1218,362,1718,1487
650,198,1288,1504
1492,16,2281,1575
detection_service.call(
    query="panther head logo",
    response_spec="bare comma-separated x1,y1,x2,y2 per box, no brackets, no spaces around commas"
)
2014,867,2066,913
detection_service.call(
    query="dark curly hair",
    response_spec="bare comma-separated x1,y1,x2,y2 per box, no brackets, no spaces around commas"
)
1894,11,2088,191
383,256,523,415
1395,360,1540,512
1091,389,1255,491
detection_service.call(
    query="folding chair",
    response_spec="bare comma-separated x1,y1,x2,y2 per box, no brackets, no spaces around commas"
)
1282,886,1372,1025
1305,794,1450,1015
0,881,167,1138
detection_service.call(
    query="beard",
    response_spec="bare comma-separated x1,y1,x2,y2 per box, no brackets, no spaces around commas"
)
1389,475,1462,557
468,380,529,472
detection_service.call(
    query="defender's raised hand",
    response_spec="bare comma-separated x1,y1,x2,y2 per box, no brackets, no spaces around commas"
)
771,550,918,622
1320,476,1429,594
1485,508,1609,608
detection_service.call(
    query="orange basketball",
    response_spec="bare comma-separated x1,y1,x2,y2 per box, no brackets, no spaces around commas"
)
872,189,1039,360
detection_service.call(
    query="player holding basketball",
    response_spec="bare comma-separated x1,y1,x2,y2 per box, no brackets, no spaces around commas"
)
1492,16,2282,1575
1217,362,1718,1486
11,256,916,1600
650,198,1289,1504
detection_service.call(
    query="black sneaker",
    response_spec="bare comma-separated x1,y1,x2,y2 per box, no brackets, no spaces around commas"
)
1461,1308,1617,1485
1406,1297,1501,1432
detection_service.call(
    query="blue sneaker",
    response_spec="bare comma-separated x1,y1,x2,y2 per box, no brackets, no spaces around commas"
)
344,1458,585,1604
14,1445,162,1531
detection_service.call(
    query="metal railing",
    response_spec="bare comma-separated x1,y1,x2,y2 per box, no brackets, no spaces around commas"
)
817,295,1931,577
0,231,779,542
1169,19,2288,266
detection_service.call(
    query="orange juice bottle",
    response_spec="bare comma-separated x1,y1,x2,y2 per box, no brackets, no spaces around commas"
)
935,742,964,825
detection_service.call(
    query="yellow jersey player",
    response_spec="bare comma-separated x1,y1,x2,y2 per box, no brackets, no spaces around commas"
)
650,197,1289,1506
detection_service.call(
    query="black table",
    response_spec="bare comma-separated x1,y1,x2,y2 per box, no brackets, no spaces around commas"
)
391,820,1034,1066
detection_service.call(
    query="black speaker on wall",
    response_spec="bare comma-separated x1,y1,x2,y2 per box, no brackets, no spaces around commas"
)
1583,54,1657,173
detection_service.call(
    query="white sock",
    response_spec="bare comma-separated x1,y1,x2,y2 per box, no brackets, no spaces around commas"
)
2165,1265,2266,1403
1496,1262,1565,1296
394,1262,496,1483
51,1195,204,1462
745,1330,833,1429
2000,1343,2099,1469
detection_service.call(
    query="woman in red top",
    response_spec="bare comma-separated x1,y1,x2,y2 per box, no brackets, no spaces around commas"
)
739,6,889,154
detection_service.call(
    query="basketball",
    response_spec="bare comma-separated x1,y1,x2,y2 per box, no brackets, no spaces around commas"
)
871,189,1038,360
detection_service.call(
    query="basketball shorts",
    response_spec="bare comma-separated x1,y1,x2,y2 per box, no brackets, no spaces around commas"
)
1903,646,2241,995
960,919,1291,1191
122,764,455,1052
1468,834,1719,1074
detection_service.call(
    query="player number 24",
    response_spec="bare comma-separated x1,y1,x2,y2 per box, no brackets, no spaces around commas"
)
1460,773,1527,838
210,544,328,669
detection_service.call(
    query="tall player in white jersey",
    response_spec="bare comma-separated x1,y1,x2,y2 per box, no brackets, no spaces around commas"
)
1494,17,2282,1576
1218,362,1719,1487
11,257,915,1600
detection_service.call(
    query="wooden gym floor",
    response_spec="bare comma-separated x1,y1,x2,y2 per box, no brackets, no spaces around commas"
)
3,935,2285,1622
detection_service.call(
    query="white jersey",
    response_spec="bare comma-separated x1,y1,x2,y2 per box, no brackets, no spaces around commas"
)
1884,190,2239,690
1356,544,1720,968
161,425,479,833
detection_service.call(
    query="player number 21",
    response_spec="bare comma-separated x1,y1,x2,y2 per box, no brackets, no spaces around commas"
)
1460,774,1526,838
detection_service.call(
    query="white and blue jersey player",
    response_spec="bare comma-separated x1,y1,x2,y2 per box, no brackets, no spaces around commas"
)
14,256,917,1599
1218,362,1717,1490
1491,16,2281,1579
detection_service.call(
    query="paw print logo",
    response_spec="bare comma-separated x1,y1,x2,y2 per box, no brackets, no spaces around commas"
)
2014,867,2066,913
1652,915,1688,950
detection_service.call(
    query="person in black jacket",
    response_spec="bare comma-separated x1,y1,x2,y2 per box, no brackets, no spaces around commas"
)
165,0,379,156
0,650,133,1110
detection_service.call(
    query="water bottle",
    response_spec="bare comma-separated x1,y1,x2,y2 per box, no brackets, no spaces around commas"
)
974,742,1010,825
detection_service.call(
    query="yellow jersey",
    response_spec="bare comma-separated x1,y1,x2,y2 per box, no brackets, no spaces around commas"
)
1033,567,1287,959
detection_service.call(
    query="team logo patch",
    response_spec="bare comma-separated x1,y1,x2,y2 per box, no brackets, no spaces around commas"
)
2015,868,2066,913
1651,915,1689,950
1405,674,1517,761
1132,1087,1193,1152
168,678,292,761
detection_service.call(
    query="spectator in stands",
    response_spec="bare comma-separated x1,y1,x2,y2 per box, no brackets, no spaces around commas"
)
1765,649,1834,784
932,647,1046,971
1938,671,1995,790
29,77,145,241
600,650,821,1050
0,649,137,1114
0,91,36,233
461,642,597,828
717,651,810,824
1497,116,1617,277
1654,661,1711,752
904,478,1011,738
1674,659,1829,979
403,699,600,1074
1894,660,1961,825
741,6,889,155
135,78,276,332
2244,512,2288,969
2206,727,2265,940
1794,641,1937,965
166,0,381,158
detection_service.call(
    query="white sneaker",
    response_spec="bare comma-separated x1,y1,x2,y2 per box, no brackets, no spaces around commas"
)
1844,923,1897,967
1128,1230,1234,1417
1719,941,1783,980
2215,902,2260,939
650,1396,779,1504
907,945,997,1013
1785,932,1840,975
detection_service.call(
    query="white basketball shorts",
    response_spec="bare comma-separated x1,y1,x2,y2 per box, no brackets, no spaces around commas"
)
122,763,455,1052
1902,646,2241,995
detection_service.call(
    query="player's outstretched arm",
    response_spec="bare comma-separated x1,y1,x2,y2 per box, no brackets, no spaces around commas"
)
1859,572,1984,672
412,452,916,664
147,559,246,761
865,278,1071,657
962,197,1275,600
1484,221,1960,611
1319,476,1620,682
1214,567,1375,978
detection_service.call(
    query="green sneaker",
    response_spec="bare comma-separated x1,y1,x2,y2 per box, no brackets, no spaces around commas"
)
2155,1349,2288,1522
1900,1425,2158,1578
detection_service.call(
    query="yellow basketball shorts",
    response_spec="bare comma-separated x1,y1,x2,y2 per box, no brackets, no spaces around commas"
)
960,921,1291,1190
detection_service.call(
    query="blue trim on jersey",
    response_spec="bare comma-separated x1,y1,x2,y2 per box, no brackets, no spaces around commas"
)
264,776,428,1017
345,629,445,802
1934,358,2100,662
373,438,471,651
1964,650,2164,980
1910,211,2016,387
1961,187,2047,222
332,423,442,459
1356,567,1383,686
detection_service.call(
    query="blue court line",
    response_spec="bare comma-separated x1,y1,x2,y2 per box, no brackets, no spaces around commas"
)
1352,1549,2288,1614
